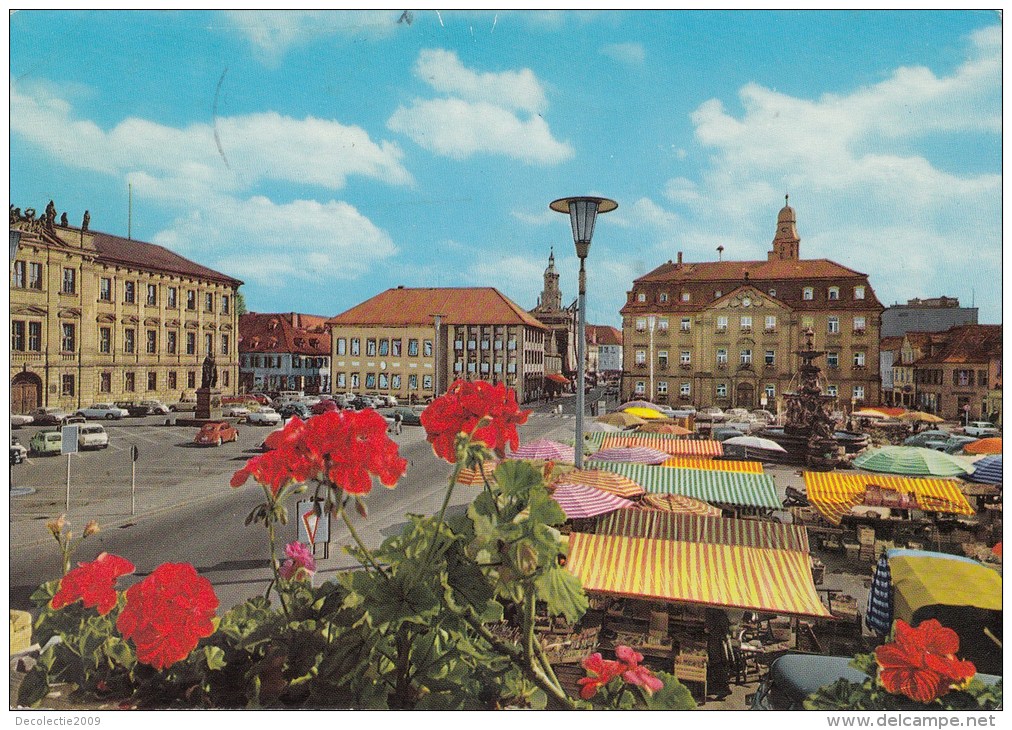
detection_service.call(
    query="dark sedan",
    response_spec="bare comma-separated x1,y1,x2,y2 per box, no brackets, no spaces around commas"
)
381,407,422,426
278,402,311,419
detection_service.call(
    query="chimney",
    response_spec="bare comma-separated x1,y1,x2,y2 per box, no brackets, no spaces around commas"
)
677,252,683,265
292,312,299,327
717,245,724,261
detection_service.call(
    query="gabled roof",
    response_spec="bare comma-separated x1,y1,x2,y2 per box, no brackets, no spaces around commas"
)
915,325,1002,365
83,228,240,285
588,325,623,346
880,336,905,352
239,312,331,355
635,258,866,283
328,287,547,329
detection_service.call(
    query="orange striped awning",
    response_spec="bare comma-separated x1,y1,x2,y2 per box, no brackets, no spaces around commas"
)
601,434,723,457
456,459,500,486
639,495,722,517
660,457,763,474
803,472,975,525
566,528,830,618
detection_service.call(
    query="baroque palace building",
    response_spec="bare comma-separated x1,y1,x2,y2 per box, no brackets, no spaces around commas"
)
619,198,884,411
10,204,241,413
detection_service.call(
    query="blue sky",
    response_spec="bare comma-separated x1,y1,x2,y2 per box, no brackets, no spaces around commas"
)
10,10,1002,327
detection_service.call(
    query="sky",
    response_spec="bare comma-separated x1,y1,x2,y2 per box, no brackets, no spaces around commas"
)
9,10,1003,328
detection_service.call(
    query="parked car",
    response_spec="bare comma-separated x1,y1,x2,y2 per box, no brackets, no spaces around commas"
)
11,413,34,428
75,403,128,420
78,424,110,450
193,421,238,447
381,407,422,427
928,435,978,454
752,409,777,424
712,426,745,442
903,430,952,448
170,399,198,412
348,396,377,411
28,407,71,426
278,402,311,419
29,429,63,456
138,400,171,415
964,421,999,438
310,400,339,416
696,407,727,423
64,414,87,425
247,407,283,426
223,404,250,418
10,437,28,465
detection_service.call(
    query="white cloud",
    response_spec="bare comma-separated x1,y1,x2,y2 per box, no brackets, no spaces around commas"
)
600,42,645,65
511,209,559,226
222,10,401,60
387,49,573,165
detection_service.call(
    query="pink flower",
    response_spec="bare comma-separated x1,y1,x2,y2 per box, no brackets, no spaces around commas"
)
279,541,316,581
577,652,626,699
622,664,664,696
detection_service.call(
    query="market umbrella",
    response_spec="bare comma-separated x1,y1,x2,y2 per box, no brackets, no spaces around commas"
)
507,439,575,463
587,446,671,465
640,493,721,517
456,458,500,486
865,553,894,636
584,421,622,433
964,437,1002,455
619,400,659,411
967,455,1002,485
722,436,788,453
622,406,669,421
899,411,945,424
596,412,648,428
852,446,972,477
637,422,691,436
550,483,634,519
853,409,891,419
556,469,645,498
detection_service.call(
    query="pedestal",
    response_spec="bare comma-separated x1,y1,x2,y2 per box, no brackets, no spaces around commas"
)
196,388,222,421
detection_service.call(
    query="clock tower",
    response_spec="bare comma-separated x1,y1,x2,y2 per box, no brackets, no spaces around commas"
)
768,194,800,261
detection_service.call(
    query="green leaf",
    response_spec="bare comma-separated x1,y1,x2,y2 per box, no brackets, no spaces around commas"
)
29,580,60,607
493,461,543,499
849,651,878,677
527,491,567,528
204,645,227,671
102,637,136,669
644,671,697,710
533,566,588,623
16,667,50,708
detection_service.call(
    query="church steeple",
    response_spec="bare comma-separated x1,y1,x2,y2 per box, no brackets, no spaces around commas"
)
768,194,801,262
540,247,562,311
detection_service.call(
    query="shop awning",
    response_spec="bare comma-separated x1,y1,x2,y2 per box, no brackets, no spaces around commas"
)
803,472,975,525
660,456,763,474
545,373,570,384
566,516,831,618
596,509,809,552
592,462,780,509
599,434,723,457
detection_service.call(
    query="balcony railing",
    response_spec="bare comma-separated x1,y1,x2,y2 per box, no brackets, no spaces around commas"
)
853,329,866,336
635,362,647,369
715,326,727,333
11,352,43,364
763,328,776,334
716,362,727,370
740,327,752,334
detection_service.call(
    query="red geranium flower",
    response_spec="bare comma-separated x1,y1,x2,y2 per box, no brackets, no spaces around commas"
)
614,644,664,695
231,410,407,496
875,619,976,703
50,552,135,615
116,562,219,670
576,652,626,699
421,380,530,463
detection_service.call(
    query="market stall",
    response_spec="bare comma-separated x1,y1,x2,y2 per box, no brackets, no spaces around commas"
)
660,456,764,474
591,462,781,511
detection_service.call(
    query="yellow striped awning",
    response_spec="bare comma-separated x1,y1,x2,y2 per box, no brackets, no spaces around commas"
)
660,457,763,474
597,510,810,552
803,472,975,525
600,434,723,457
566,529,831,618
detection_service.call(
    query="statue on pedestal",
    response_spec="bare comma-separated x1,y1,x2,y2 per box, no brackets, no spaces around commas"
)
201,352,218,389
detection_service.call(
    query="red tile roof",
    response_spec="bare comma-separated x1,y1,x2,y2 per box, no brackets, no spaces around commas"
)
879,336,905,352
635,258,866,283
916,325,1002,365
328,287,548,329
588,325,623,346
239,313,331,355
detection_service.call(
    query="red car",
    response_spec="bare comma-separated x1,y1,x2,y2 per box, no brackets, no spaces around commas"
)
310,399,339,416
193,421,239,447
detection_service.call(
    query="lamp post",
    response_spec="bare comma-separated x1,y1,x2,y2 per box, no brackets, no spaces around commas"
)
550,196,617,469
430,313,445,398
647,315,656,404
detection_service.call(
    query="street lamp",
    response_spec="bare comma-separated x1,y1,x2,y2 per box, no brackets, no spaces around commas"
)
647,315,656,404
550,196,617,469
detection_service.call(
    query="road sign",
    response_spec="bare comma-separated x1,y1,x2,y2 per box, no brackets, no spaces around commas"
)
297,499,330,546
61,425,79,455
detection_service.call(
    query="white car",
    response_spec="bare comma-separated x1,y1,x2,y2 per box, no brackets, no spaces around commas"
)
77,403,129,420
247,407,282,426
78,424,109,450
964,421,999,438
11,414,34,428
223,405,250,418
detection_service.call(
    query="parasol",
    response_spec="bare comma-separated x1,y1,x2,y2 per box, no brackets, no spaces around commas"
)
587,446,671,464
622,406,669,421
637,422,691,436
640,493,721,516
852,446,972,477
550,483,634,519
507,439,575,463
964,437,1001,455
556,469,645,498
722,435,788,452
596,412,648,428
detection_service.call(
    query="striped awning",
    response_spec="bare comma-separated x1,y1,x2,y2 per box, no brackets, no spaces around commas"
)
551,483,634,519
803,472,976,525
566,524,831,618
660,457,763,474
553,469,645,498
592,462,780,509
456,459,500,486
640,494,722,517
596,510,810,551
599,434,724,457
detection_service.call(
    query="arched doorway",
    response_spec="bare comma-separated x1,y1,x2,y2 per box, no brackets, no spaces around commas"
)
11,372,42,414
735,382,755,409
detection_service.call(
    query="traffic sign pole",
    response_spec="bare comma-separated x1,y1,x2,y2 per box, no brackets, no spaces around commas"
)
130,445,139,515
66,453,71,512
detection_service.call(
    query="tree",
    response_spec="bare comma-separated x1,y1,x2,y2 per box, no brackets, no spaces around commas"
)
235,288,247,316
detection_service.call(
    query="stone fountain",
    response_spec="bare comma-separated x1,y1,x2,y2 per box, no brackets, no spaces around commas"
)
762,329,841,470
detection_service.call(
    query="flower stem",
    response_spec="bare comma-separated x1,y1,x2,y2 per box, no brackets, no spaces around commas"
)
338,502,388,578
265,510,290,618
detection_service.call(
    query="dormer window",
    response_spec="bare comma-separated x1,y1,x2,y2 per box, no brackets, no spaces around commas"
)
637,292,646,303
659,292,668,303
714,290,722,299
681,291,691,303
768,289,777,298
802,287,814,301
854,286,866,300
828,287,840,301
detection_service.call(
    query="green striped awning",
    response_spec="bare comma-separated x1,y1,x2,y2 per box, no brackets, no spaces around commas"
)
591,462,781,509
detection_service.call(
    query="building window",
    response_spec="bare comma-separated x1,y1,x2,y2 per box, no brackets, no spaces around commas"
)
221,295,229,314
95,277,111,301
293,355,303,369
714,290,722,299
657,381,668,394
765,349,775,366
187,371,196,389
740,349,752,365
854,286,866,300
680,350,691,365
351,373,360,389
186,332,196,355
147,284,158,306
424,340,433,357
11,321,25,350
125,372,136,392
716,315,728,332
146,330,157,354
408,339,419,357
378,373,389,389
826,385,838,397
124,281,135,304
11,261,25,288
768,289,777,298
408,374,417,390
854,351,866,367
828,317,839,334
680,382,691,397
680,291,690,303
100,372,111,393
827,351,839,368
61,374,75,396
853,316,866,334
335,373,346,389
168,287,177,308
366,338,377,356
716,383,727,398
99,327,111,354
392,339,402,357
423,375,433,390
204,334,213,356
167,331,177,354
853,385,865,401
740,316,752,332
168,371,177,390
62,268,76,294
765,384,776,401
680,317,691,332
392,374,401,389
351,338,360,356
828,286,839,300
637,293,646,303
28,262,42,289
62,323,76,352
716,348,727,365
658,350,668,368
147,372,157,391
336,338,346,355
635,350,646,365
187,290,196,310
378,339,389,356
658,318,669,333
222,370,229,387
28,322,41,351
123,328,135,353
365,373,376,389
635,318,646,333
802,287,813,301
205,293,214,312
659,292,668,303
634,381,645,395
765,315,776,332
221,334,229,355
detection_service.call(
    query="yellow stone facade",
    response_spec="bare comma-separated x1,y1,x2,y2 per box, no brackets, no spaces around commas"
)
330,324,441,403
10,212,241,413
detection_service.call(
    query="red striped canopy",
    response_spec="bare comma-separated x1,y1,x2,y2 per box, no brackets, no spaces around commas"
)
551,483,634,519
554,469,646,498
601,434,723,457
507,439,576,463
588,446,671,464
